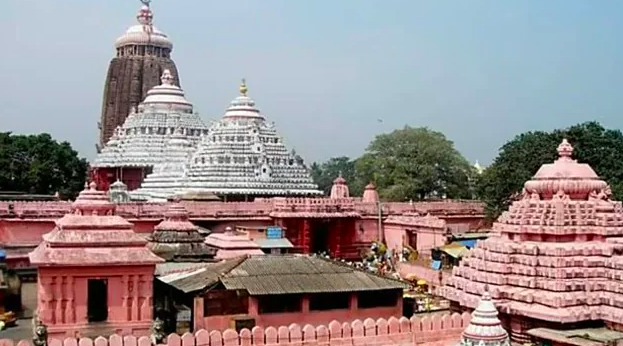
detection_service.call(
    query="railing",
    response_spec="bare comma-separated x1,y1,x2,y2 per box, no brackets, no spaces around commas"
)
0,312,470,346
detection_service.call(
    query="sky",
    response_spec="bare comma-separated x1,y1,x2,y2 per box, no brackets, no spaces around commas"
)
1,0,623,166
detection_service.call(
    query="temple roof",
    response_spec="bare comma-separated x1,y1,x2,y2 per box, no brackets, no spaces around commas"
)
29,182,163,266
460,290,509,345
92,70,207,169
130,126,195,200
115,1,172,49
442,140,623,325
148,203,217,262
179,80,322,196
158,254,409,294
205,228,264,259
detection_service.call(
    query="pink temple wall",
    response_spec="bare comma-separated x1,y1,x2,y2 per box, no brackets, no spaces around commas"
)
195,294,402,332
0,312,470,346
384,225,445,255
37,266,155,339
356,219,382,243
0,220,54,244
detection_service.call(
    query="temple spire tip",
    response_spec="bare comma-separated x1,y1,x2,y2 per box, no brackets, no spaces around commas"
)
240,78,248,96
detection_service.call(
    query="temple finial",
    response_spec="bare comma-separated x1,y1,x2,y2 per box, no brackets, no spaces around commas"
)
137,0,153,25
557,138,573,159
240,79,248,96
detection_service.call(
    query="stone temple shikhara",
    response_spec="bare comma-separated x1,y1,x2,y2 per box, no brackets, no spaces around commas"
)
128,79,322,201
92,69,208,191
99,0,181,149
443,139,623,342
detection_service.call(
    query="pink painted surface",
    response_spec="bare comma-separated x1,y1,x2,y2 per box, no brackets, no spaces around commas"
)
384,214,446,256
442,140,623,341
0,193,483,271
28,183,163,338
205,230,264,259
0,312,470,346
330,175,350,199
198,294,403,331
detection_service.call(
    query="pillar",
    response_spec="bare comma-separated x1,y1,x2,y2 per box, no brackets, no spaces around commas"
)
248,297,259,316
302,219,311,254
193,296,204,331
334,219,342,258
301,296,310,314
349,293,358,312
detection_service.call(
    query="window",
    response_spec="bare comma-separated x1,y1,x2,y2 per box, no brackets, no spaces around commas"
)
357,290,398,309
258,295,302,314
204,290,248,316
87,279,108,322
310,293,350,311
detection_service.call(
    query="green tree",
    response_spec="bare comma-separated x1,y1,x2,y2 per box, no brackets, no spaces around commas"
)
0,133,88,198
477,122,623,220
355,126,475,201
311,156,364,196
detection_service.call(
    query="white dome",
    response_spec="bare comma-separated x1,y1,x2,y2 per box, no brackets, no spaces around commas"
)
140,70,192,112
115,3,172,49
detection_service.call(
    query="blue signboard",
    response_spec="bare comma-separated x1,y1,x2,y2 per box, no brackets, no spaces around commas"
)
266,226,283,239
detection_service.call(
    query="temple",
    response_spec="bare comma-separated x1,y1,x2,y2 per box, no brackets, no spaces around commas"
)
148,203,217,262
92,69,207,191
98,0,181,149
442,139,623,342
29,183,163,338
177,79,322,200
457,289,510,346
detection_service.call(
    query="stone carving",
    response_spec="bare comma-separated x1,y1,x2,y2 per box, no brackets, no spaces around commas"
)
151,317,166,345
32,319,48,346
135,79,322,200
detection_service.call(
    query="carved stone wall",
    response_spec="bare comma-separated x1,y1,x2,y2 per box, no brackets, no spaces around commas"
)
99,56,180,147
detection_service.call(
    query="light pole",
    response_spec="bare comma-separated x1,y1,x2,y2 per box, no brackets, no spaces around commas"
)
377,200,383,242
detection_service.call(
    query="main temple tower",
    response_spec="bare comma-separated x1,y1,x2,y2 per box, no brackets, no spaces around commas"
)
98,0,180,150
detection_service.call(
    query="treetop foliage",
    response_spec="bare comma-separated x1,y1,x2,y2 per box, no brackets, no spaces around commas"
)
0,132,88,199
476,121,623,220
312,126,476,201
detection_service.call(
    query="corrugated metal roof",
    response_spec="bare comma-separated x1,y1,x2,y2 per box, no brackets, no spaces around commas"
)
157,256,246,293
158,255,409,295
254,238,294,249
220,255,408,295
155,262,214,276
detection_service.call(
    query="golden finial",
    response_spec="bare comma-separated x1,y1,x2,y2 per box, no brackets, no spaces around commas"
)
239,78,248,96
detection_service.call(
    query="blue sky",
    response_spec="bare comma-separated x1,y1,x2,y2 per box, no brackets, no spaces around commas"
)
2,0,622,165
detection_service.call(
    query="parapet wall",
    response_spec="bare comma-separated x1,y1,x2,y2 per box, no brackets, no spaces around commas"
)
0,199,484,220
0,313,469,346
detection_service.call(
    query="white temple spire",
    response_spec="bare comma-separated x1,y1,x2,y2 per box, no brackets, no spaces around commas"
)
459,290,509,346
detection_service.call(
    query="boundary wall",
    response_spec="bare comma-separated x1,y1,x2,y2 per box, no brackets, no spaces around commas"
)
0,313,470,346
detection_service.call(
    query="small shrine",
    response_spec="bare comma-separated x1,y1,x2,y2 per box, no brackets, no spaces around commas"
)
148,203,217,262
458,289,510,346
443,139,623,342
29,182,164,338
205,227,264,259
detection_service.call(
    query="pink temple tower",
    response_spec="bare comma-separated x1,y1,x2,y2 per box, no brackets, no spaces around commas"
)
442,139,623,342
29,182,164,338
